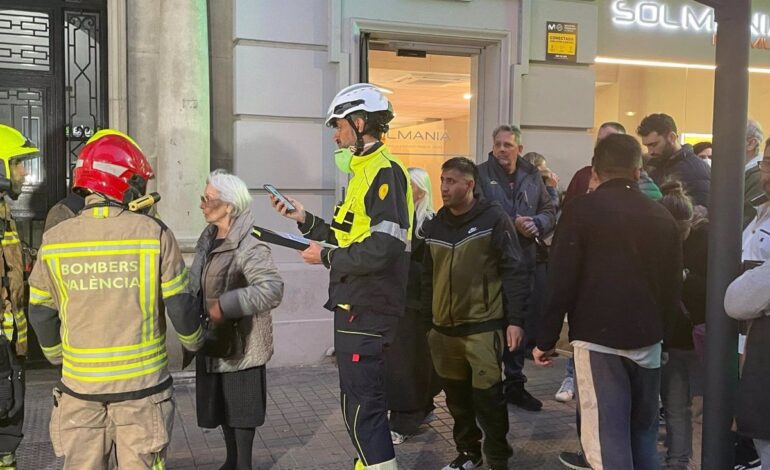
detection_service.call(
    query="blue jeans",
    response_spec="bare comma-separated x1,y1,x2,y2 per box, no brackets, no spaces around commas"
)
566,357,574,379
661,349,699,466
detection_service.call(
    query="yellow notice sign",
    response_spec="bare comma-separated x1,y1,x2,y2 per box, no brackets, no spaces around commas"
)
546,22,578,63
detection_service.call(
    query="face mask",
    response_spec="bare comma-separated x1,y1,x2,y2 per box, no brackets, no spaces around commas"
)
334,147,354,174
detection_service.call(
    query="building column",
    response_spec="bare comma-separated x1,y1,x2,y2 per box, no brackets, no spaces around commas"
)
127,0,210,371
155,0,211,248
127,0,210,250
107,0,128,131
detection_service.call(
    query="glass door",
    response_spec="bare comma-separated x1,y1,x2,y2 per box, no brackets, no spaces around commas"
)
368,42,478,212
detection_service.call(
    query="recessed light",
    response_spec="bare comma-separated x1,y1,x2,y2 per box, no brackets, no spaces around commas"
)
625,111,636,117
463,93,472,100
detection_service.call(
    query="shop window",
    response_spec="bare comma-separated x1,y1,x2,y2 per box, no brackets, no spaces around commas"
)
369,49,474,212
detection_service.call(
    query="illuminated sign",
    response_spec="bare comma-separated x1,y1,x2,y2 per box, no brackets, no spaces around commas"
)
611,1,770,37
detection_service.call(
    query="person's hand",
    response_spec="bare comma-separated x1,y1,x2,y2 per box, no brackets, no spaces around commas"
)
506,325,524,352
514,216,539,238
301,241,323,265
269,194,306,224
545,171,560,188
532,346,556,367
208,300,225,324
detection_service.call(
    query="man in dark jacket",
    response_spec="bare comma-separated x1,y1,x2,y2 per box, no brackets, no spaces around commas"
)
422,157,529,470
534,134,683,470
637,113,711,207
476,124,556,411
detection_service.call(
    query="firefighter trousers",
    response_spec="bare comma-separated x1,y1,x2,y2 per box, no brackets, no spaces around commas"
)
49,386,174,470
334,308,399,468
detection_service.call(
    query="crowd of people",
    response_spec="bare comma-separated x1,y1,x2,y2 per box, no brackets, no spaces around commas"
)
0,79,767,470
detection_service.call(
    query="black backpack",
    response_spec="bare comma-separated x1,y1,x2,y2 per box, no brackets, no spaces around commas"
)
0,333,23,420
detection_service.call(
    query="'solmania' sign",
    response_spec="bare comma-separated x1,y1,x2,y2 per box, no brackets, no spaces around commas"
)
611,1,770,37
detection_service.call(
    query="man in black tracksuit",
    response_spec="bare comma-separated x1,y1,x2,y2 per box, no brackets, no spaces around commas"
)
421,157,529,470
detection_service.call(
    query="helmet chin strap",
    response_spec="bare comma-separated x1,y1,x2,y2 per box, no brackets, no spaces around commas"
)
345,115,367,155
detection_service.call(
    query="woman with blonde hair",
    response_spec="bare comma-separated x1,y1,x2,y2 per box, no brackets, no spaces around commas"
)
385,167,441,444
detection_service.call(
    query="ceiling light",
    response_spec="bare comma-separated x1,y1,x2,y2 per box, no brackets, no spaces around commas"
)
595,56,715,70
595,56,770,74
372,84,393,94
625,111,636,117
463,93,472,100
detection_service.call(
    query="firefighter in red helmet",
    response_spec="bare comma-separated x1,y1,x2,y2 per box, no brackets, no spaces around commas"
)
28,130,203,469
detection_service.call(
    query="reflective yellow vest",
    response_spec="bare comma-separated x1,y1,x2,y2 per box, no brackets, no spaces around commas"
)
330,145,414,248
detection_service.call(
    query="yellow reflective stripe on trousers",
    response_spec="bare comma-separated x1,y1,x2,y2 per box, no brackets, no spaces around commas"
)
177,326,202,348
0,231,19,246
161,268,188,299
29,287,52,305
1,311,12,338
14,310,26,345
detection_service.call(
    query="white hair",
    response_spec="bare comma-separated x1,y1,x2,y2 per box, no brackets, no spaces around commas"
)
206,169,252,217
747,119,765,157
409,167,434,239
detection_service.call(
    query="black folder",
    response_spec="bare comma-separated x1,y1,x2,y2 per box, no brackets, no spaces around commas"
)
251,225,336,250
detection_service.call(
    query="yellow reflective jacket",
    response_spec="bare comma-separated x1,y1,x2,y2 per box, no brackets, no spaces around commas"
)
298,143,414,317
0,200,26,356
28,195,203,398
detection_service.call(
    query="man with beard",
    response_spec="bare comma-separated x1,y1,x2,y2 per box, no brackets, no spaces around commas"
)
637,113,711,207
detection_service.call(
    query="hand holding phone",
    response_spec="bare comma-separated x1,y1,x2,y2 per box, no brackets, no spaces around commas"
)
264,184,296,212
266,185,306,223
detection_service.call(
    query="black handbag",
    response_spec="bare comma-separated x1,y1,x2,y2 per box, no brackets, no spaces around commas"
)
203,317,244,359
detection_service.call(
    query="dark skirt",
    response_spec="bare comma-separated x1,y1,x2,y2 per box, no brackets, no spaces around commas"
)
384,308,441,434
195,354,267,429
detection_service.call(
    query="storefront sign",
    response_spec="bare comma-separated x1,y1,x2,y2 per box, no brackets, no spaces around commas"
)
599,0,770,67
546,22,578,62
610,1,770,37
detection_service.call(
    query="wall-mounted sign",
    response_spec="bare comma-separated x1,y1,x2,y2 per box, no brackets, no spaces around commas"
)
610,1,770,37
546,22,578,63
599,0,770,67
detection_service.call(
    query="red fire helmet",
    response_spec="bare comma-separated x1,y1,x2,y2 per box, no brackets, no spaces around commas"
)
73,133,154,203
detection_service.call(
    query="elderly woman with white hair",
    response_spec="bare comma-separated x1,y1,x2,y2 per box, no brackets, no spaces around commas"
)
190,169,284,470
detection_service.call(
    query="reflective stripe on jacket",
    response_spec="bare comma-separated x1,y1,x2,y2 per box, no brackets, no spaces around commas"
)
28,195,203,397
0,200,26,355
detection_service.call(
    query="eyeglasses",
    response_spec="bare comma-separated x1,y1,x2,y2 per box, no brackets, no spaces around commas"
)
200,194,223,206
757,161,770,173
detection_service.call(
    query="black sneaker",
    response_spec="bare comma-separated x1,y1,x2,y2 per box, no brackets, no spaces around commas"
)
507,385,543,411
734,460,761,470
559,451,591,469
441,451,483,470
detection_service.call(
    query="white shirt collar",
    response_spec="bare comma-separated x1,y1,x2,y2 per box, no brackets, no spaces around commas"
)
746,155,762,172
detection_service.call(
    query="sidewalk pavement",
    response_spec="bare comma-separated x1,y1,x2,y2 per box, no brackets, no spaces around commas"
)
17,357,701,469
